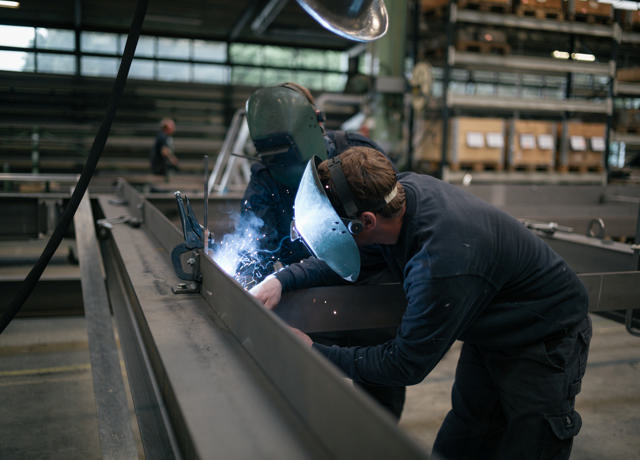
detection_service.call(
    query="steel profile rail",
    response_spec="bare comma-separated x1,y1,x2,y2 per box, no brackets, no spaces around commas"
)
96,180,430,459
93,180,640,457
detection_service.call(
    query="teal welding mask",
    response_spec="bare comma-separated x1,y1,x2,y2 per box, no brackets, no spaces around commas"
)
290,156,360,282
246,85,328,190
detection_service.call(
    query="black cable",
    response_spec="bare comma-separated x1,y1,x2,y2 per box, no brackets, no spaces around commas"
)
0,0,149,334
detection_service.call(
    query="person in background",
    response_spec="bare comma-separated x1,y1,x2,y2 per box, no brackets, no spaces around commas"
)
150,117,179,175
251,146,592,459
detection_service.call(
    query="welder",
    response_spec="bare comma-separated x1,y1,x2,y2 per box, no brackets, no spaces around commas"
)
240,82,406,419
251,146,592,459
239,82,387,283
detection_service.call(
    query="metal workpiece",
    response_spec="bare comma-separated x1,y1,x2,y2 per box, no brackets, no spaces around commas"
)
275,284,406,334
93,180,640,459
535,229,636,274
463,183,640,239
97,183,429,459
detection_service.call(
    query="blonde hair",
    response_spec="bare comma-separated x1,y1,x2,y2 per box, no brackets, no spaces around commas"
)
318,146,404,218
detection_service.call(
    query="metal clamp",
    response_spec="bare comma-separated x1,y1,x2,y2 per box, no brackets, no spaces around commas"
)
171,191,211,284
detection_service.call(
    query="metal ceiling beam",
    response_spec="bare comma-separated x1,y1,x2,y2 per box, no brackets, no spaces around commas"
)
251,0,290,35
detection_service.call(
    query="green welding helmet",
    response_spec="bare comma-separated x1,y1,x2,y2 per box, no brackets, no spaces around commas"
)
246,85,328,190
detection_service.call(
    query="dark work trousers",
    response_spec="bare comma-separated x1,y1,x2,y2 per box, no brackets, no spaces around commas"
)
310,327,406,420
433,316,592,460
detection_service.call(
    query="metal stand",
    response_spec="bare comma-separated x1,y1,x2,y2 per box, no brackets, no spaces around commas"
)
207,108,252,194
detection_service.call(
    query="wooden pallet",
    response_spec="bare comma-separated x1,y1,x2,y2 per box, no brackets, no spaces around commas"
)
569,12,613,25
455,40,511,55
557,163,605,173
449,160,505,172
507,163,554,172
422,4,448,19
616,124,640,135
560,151,605,173
458,0,512,14
515,5,564,21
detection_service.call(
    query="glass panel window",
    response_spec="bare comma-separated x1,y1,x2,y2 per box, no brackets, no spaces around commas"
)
324,73,348,92
231,66,261,86
193,63,228,83
157,61,190,81
193,40,225,62
295,70,323,90
298,50,322,69
0,50,33,71
37,53,76,74
299,50,345,71
0,25,34,47
82,56,118,77
131,35,156,57
230,44,263,65
262,68,295,86
157,37,191,59
129,59,155,80
263,46,295,68
81,31,118,54
36,28,74,51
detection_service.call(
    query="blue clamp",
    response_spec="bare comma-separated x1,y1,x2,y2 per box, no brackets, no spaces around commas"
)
171,191,211,281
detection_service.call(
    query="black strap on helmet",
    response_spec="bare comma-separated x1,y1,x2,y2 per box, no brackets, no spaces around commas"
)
327,157,363,235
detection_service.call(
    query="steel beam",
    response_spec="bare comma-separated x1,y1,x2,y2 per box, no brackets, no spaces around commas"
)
97,181,429,459
93,179,640,459
74,194,138,459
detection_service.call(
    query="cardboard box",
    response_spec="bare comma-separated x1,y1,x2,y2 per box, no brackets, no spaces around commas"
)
558,121,606,172
617,67,640,82
450,117,506,170
417,117,506,170
508,120,556,170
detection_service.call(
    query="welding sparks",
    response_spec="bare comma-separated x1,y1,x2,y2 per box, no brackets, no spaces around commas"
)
206,211,288,289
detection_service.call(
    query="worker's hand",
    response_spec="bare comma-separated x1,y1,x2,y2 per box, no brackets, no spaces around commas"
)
249,274,282,310
288,327,312,347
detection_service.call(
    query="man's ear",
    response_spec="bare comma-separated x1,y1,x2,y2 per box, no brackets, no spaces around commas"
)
360,211,377,230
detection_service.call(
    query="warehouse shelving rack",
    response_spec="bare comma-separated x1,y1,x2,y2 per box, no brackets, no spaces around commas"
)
416,0,640,180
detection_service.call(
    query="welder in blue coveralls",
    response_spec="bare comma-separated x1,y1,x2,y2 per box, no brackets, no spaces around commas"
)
240,82,388,279
239,82,406,419
250,146,592,460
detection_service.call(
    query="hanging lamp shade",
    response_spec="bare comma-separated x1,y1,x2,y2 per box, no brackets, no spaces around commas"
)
296,0,388,42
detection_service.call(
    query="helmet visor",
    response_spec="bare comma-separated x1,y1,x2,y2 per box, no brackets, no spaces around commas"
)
291,156,360,281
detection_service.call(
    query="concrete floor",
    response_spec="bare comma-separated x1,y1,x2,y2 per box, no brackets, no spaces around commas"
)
0,317,101,459
0,313,639,459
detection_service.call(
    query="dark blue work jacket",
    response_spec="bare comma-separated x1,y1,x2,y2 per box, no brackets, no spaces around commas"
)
275,172,589,387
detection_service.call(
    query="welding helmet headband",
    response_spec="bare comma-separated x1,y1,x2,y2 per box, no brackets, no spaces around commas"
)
291,156,360,281
246,85,327,189
326,157,363,235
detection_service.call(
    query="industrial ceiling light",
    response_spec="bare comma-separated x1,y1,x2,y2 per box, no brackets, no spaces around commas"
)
552,50,596,61
296,0,388,42
0,1,20,8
